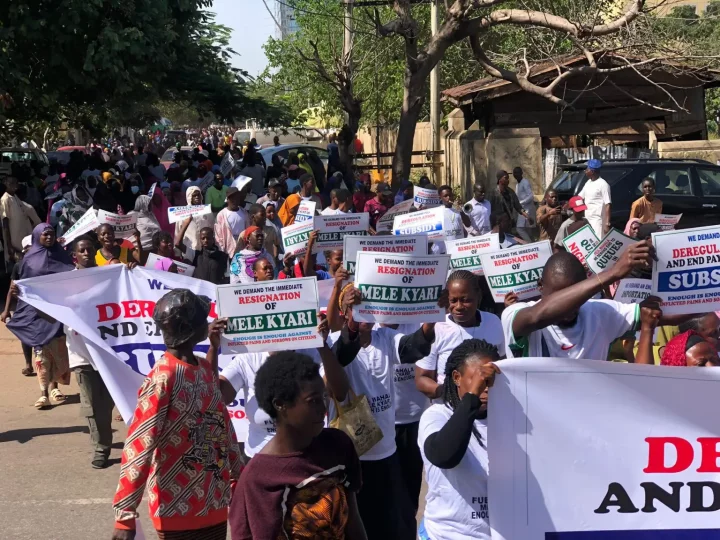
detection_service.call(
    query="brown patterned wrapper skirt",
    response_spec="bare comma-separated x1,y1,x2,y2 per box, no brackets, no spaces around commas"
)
156,522,227,540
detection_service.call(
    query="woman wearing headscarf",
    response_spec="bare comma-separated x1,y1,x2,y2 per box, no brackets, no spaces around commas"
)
6,224,74,409
624,217,642,238
229,226,274,284
129,195,161,253
175,186,215,252
151,188,174,237
660,330,718,367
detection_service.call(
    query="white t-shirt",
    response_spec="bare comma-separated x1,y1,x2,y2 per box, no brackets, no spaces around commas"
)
515,178,535,228
225,208,247,237
221,349,323,457
416,312,505,384
321,207,347,216
391,323,430,425
578,177,611,237
419,404,490,540
465,198,491,236
502,299,639,359
65,324,95,370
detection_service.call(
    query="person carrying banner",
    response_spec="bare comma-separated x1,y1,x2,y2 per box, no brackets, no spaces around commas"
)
228,352,368,540
95,224,142,267
418,338,500,540
304,230,343,280
112,289,242,540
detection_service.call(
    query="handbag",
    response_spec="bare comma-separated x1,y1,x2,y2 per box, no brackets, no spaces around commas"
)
330,388,383,457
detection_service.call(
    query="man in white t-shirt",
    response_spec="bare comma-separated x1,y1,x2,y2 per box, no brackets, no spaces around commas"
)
464,183,492,236
578,159,611,238
320,188,351,215
513,167,536,242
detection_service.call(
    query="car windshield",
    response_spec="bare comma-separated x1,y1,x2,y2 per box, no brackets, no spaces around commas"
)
550,169,586,193
1,151,36,162
161,149,175,161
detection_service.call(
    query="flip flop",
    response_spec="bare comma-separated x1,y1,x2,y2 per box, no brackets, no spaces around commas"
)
34,396,50,409
21,367,35,377
49,389,66,403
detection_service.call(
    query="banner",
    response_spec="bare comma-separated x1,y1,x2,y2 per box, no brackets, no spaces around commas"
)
167,204,212,224
413,186,441,208
295,200,316,223
216,277,321,353
343,235,428,274
489,357,720,540
313,213,369,253
586,228,635,275
145,252,195,277
562,224,599,272
654,213,682,231
220,152,235,177
97,210,137,239
480,240,552,302
446,233,499,276
377,199,413,233
651,224,720,315
58,208,99,245
281,219,314,256
613,278,652,304
392,206,456,240
16,266,248,442
353,251,449,323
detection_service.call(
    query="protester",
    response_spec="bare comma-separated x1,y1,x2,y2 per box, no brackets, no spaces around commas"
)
205,173,228,214
491,213,522,248
624,217,642,238
512,167,536,242
678,313,720,352
151,230,181,263
228,352,367,540
150,188,174,236
660,330,719,367
56,181,94,238
353,174,374,213
553,196,588,249
535,189,563,242
322,188,351,215
215,186,249,256
95,224,141,267
278,174,322,226
1,176,42,259
630,177,662,224
464,183,492,236
129,195,161,253
112,290,241,540
488,170,528,232
395,179,413,206
252,257,275,282
256,178,284,209
365,182,393,228
176,186,215,252
6,224,74,409
240,147,266,196
578,159,611,237
246,203,280,266
229,226,273,284
305,230,343,280
307,150,327,192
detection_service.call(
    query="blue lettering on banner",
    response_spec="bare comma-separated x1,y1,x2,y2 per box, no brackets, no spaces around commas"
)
394,223,442,235
112,342,210,373
547,530,720,539
657,266,720,292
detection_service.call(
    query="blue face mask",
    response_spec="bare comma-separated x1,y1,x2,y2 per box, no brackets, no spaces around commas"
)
131,186,140,194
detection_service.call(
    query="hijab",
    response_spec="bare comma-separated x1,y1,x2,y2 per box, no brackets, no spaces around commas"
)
177,186,215,251
20,223,74,278
131,195,161,250
624,218,642,237
151,189,174,236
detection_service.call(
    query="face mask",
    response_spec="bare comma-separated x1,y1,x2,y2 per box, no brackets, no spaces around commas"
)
131,186,140,194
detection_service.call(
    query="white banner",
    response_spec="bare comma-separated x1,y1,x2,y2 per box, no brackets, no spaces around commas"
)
480,240,552,302
314,213,369,253
281,219,314,256
586,228,636,275
377,199,413,233
654,213,683,231
58,207,99,245
413,186,441,208
651,224,720,315
216,277,322,353
353,251,449,323
392,206,456,240
97,210,137,239
167,204,212,224
295,200,316,223
614,278,653,304
145,252,195,277
220,152,235,177
15,266,248,442
562,224,599,272
343,235,428,274
446,233,500,276
489,357,720,540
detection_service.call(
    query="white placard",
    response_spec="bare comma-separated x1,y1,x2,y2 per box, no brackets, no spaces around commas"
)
314,213,370,253
353,251,449,324
295,200,316,223
231,175,252,192
654,213,682,231
343,234,428,274
220,152,235,177
445,233,500,276
480,240,552,302
144,252,195,277
651,224,720,315
317,278,336,312
58,208,99,245
613,278,652,304
147,182,157,199
586,228,636,275
413,186,441,208
489,357,720,540
198,171,214,193
167,204,212,224
281,219,314,256
216,277,322,353
392,206,455,240
562,224,599,272
97,210,137,239
377,198,413,233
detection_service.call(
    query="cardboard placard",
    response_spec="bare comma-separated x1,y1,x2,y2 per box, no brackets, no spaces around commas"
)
58,208,99,245
343,235,428,274
562,224,599,272
281,219,314,256
295,200,316,223
613,278,652,304
145,252,195,277
377,199,413,233
220,152,235,177
445,233,500,276
654,213,682,231
147,182,157,199
198,172,214,193
392,206,457,240
480,240,552,302
97,210,137,239
167,204,212,224
313,213,370,253
413,186,441,208
586,228,636,275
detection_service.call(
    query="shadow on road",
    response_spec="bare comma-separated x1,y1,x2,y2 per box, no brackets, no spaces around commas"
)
0,425,89,444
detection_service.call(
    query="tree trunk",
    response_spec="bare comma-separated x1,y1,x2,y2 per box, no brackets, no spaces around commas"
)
338,98,361,192
391,72,427,189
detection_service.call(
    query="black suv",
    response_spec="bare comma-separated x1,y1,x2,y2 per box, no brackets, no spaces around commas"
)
548,158,720,231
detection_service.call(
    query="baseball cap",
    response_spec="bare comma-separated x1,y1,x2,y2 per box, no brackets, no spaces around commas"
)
587,159,602,170
226,186,241,201
21,235,32,250
568,196,587,212
376,181,392,195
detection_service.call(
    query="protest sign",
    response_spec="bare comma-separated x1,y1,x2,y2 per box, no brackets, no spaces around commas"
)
651,224,720,315
317,278,336,312
281,219,314,256
562,224,599,272
614,278,652,304
445,233,499,275
654,213,682,231
198,171,214,192
586,228,635,275
167,204,212,224
413,186,441,208
377,198,413,233
231,175,252,192
216,277,321,353
147,182,157,199
392,206,455,240
145,252,195,277
313,213,369,253
489,357,720,540
343,235,428,274
58,208,99,245
353,252,449,324
220,152,235,177
295,199,316,223
480,240,552,302
16,265,248,442
97,210,137,239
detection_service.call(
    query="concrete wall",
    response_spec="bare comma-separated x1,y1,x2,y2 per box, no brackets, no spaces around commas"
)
485,127,544,199
444,119,487,201
658,139,720,164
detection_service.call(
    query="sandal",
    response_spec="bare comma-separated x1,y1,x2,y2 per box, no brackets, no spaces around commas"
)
21,367,35,377
34,396,50,409
49,389,66,403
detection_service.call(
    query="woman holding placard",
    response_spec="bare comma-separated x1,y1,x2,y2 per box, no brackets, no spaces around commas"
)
176,186,215,252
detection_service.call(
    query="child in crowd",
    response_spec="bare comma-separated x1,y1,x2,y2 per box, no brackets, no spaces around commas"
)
230,226,274,284
304,230,343,280
95,224,141,267
175,224,229,284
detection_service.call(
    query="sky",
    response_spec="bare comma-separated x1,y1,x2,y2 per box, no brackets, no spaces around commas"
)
211,0,274,78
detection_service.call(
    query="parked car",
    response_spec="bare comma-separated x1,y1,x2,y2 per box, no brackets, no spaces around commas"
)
0,147,49,179
547,158,720,231
160,146,195,169
47,146,89,164
258,143,329,168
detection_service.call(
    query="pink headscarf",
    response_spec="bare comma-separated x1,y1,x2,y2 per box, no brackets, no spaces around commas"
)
151,188,174,236
624,218,642,238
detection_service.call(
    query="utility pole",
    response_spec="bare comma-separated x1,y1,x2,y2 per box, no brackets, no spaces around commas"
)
343,0,354,126
429,0,441,184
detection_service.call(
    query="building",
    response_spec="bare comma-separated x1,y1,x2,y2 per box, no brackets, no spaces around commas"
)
276,0,299,38
648,0,714,14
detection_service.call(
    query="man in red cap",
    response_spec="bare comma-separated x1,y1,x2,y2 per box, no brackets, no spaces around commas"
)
553,195,589,250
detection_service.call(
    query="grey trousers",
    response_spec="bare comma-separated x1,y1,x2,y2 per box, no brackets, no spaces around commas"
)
74,366,114,458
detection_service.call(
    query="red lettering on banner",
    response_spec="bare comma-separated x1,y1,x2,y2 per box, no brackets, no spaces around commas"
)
697,438,720,473
643,437,694,473
97,303,121,322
